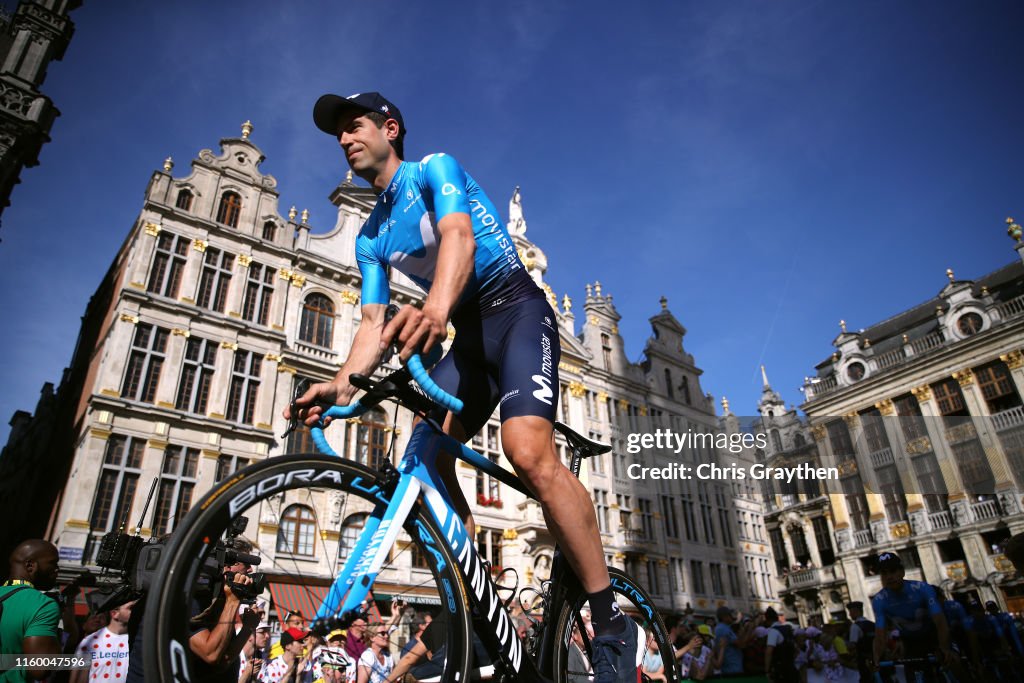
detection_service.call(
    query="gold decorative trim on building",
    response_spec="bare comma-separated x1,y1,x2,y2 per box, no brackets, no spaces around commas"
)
568,381,586,398
99,388,121,398
157,401,175,409
587,315,600,325
192,239,208,252
953,369,974,387
264,353,282,362
201,449,220,460
209,413,226,420
228,311,241,318
875,399,894,416
946,561,967,580
945,422,977,443
147,439,169,450
279,268,294,280
220,341,238,350
1000,350,1024,370
180,296,196,304
890,522,911,538
837,459,858,476
911,385,932,403
613,552,625,561
811,424,826,442
272,324,285,331
171,328,190,338
994,554,1014,572
143,222,161,236
120,313,139,324
657,559,669,567
558,361,582,375
89,428,112,440
259,523,280,534
597,391,608,401
502,529,519,540
277,364,298,375
639,406,648,416
339,290,359,305
291,275,306,288
237,254,252,267
610,325,619,334
843,412,859,428
322,530,341,542
256,422,273,431
697,599,707,608
64,519,91,530
618,399,629,410
905,436,932,455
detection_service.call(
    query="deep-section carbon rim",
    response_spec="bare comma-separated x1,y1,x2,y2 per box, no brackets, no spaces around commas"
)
143,453,472,683
549,566,676,683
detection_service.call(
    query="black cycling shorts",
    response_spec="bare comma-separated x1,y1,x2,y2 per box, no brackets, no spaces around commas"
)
428,295,560,435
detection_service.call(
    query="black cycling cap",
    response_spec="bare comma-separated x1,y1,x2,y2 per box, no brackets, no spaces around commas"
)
313,92,405,136
876,551,903,570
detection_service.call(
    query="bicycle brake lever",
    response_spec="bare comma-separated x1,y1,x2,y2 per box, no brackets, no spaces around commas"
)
380,304,401,365
280,378,312,439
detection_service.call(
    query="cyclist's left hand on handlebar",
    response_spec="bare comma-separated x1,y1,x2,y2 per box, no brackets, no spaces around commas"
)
283,380,346,428
380,304,447,362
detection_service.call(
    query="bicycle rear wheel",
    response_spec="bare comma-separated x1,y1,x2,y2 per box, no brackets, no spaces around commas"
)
549,567,676,683
143,453,472,682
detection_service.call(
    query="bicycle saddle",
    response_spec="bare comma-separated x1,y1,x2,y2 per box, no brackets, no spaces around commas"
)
553,421,612,456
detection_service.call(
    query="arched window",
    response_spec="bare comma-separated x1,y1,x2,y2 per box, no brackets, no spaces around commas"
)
338,513,367,563
794,432,806,447
262,221,276,241
299,294,335,348
175,188,194,211
664,369,674,399
356,408,389,469
216,191,242,228
277,504,316,556
771,430,783,452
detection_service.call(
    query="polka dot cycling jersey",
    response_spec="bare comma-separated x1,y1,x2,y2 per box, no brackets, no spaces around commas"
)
74,626,130,680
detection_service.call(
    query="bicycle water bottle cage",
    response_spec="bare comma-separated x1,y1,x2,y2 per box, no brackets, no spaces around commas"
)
493,567,519,609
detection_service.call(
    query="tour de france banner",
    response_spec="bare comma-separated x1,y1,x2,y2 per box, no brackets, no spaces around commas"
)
614,411,1022,507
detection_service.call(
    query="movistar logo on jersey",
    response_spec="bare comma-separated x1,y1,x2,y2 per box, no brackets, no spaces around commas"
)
532,332,554,405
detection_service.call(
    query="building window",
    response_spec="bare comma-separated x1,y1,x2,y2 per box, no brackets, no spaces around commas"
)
594,489,609,533
690,560,705,594
912,452,949,513
976,361,1021,413
89,435,144,535
196,247,235,313
153,445,199,536
225,349,262,424
728,565,741,597
215,454,249,483
588,431,606,474
299,293,335,348
771,429,783,452
680,376,691,404
277,504,316,556
474,423,502,504
957,312,983,337
709,563,723,595
894,394,929,442
841,474,871,531
661,495,679,539
601,333,612,370
846,362,866,382
681,497,698,542
147,231,189,298
216,191,242,227
122,323,169,403
812,516,835,565
769,527,788,574
175,188,194,211
477,528,504,570
826,420,855,457
338,513,367,563
877,464,908,522
262,221,276,241
638,498,654,540
664,368,674,399
175,336,216,414
671,558,685,592
617,494,632,531
932,378,969,420
242,262,275,326
356,408,389,469
646,560,660,595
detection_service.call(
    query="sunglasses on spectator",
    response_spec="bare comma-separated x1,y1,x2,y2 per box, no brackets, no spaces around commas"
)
375,631,388,637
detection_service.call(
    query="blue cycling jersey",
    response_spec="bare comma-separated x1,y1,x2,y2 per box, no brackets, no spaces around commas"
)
355,154,524,312
871,580,942,641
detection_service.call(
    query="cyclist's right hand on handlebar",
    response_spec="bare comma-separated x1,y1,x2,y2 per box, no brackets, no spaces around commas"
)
283,381,347,427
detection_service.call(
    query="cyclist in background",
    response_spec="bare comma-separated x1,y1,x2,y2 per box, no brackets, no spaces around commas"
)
869,552,951,681
287,90,639,682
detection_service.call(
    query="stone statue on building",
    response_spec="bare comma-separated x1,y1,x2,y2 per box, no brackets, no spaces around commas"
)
508,186,526,235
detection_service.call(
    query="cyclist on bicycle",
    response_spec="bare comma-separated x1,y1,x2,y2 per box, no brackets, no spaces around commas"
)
869,552,952,678
285,90,639,682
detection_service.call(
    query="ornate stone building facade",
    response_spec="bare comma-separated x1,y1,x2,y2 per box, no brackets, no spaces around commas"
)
11,124,771,619
0,0,80,220
801,227,1024,613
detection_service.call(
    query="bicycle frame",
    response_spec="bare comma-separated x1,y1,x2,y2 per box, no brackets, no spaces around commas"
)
313,413,567,679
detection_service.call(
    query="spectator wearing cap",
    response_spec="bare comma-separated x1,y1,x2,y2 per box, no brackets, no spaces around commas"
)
680,625,715,680
260,627,312,683
712,605,757,675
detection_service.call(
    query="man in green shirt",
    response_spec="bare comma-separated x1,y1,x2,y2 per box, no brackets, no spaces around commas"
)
0,539,62,682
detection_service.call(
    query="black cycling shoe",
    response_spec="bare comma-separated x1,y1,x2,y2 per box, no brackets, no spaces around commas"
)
590,620,641,683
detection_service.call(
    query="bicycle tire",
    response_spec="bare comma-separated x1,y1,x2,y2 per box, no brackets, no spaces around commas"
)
549,567,676,683
143,453,472,683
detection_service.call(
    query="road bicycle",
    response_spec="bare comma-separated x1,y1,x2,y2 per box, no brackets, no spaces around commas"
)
144,352,675,682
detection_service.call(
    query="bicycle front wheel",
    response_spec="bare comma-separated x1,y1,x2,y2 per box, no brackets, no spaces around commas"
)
550,567,676,683
143,453,472,683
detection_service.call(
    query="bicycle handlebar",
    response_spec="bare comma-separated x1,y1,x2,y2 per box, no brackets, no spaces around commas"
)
309,352,462,456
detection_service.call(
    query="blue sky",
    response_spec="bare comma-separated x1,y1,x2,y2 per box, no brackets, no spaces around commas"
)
0,1,1021,442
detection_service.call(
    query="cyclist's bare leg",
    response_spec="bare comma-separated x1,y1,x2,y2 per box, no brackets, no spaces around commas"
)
423,412,475,536
500,415,609,594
